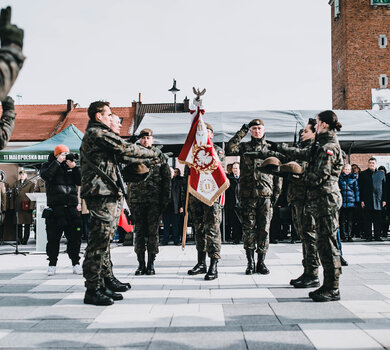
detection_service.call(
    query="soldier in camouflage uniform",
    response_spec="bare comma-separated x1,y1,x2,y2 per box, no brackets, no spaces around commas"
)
0,6,25,101
129,128,171,276
286,119,320,289
187,123,225,281
226,119,283,275
274,110,344,302
81,101,156,306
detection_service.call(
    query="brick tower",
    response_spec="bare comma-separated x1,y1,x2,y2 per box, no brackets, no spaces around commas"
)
329,0,390,110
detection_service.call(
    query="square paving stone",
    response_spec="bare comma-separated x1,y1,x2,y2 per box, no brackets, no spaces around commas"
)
86,328,155,348
223,303,280,326
269,301,360,324
243,324,315,350
356,322,390,348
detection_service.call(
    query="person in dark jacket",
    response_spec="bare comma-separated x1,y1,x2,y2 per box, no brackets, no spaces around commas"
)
40,144,82,276
162,168,184,245
359,157,387,241
225,162,242,244
338,164,360,242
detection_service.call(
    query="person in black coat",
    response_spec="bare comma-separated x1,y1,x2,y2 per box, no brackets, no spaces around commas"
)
358,157,387,241
225,162,242,244
40,144,82,276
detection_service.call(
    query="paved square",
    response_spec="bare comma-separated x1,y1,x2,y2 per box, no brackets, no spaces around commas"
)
0,240,389,349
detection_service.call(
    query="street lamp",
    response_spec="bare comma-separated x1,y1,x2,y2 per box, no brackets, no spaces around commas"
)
168,79,180,112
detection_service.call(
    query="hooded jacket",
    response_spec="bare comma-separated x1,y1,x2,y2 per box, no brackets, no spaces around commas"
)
339,172,360,208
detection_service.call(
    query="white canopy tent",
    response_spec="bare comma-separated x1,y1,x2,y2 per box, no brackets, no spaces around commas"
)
136,109,390,154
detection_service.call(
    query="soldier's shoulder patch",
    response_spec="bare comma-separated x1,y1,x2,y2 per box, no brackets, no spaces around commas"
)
326,149,334,156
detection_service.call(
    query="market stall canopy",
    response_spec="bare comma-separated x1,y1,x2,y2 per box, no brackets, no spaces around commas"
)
137,109,390,154
0,124,83,163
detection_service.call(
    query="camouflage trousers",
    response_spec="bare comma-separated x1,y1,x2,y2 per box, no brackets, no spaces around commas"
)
241,196,272,253
189,195,222,259
82,196,122,290
132,201,161,255
291,201,319,276
311,202,341,289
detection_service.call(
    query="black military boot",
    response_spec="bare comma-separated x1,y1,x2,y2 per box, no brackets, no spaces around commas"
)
340,256,348,266
101,286,123,301
293,275,320,289
256,253,270,275
310,288,340,302
290,273,305,286
104,276,131,292
245,249,255,275
135,253,146,275
188,251,207,275
204,258,218,280
84,288,114,306
146,253,156,275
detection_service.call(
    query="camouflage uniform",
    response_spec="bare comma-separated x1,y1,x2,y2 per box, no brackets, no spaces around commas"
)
286,140,319,278
226,126,283,254
129,146,171,255
187,144,225,259
278,131,343,290
81,120,156,290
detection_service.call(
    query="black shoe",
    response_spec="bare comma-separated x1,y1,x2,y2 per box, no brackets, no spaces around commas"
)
104,276,131,292
146,253,156,275
188,251,207,275
84,289,114,306
256,253,270,275
365,236,373,242
293,275,320,289
340,256,348,266
310,288,340,302
245,249,255,275
347,237,353,242
308,285,326,299
135,253,146,275
101,287,123,301
204,258,218,280
374,237,384,242
290,273,305,286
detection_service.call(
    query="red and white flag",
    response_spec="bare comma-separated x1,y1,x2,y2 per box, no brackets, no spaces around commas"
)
178,103,229,206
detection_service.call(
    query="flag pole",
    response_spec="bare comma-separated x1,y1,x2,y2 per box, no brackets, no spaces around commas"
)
182,174,191,250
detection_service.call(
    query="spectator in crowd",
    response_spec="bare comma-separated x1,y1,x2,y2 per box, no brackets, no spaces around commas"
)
338,164,360,242
225,162,242,244
378,166,389,238
226,163,233,176
351,164,361,177
162,167,184,246
15,170,35,245
40,144,82,276
359,157,387,241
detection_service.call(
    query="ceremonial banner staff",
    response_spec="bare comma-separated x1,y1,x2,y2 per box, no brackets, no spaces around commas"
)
178,88,229,280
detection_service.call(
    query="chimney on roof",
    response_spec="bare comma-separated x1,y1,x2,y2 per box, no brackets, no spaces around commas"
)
183,96,189,111
132,100,136,108
67,99,75,112
138,93,142,103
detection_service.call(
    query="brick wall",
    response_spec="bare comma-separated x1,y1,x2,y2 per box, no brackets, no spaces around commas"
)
331,0,390,109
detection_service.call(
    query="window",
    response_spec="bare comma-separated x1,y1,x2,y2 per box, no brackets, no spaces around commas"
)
337,60,341,73
334,0,340,18
379,74,388,88
379,34,388,48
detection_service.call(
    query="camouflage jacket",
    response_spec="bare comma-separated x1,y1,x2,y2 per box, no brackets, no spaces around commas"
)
0,45,25,101
286,139,313,204
278,131,343,206
80,120,156,199
226,129,282,201
0,103,15,150
128,146,171,204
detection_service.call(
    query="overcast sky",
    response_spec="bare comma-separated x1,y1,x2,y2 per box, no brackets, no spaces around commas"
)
2,0,332,111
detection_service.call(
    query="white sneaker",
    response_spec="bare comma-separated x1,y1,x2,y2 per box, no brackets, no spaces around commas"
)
47,266,56,276
73,264,83,275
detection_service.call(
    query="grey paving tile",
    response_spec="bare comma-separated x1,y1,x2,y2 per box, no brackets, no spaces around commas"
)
243,324,315,350
25,305,105,320
269,301,360,324
32,319,95,330
356,322,390,349
0,294,63,307
0,284,39,293
0,273,20,280
223,303,281,326
149,326,247,350
86,328,155,348
0,320,39,329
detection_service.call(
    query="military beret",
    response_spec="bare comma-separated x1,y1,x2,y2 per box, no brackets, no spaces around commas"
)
259,157,281,174
204,122,213,133
279,161,303,175
248,119,264,128
122,163,150,183
139,128,153,138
